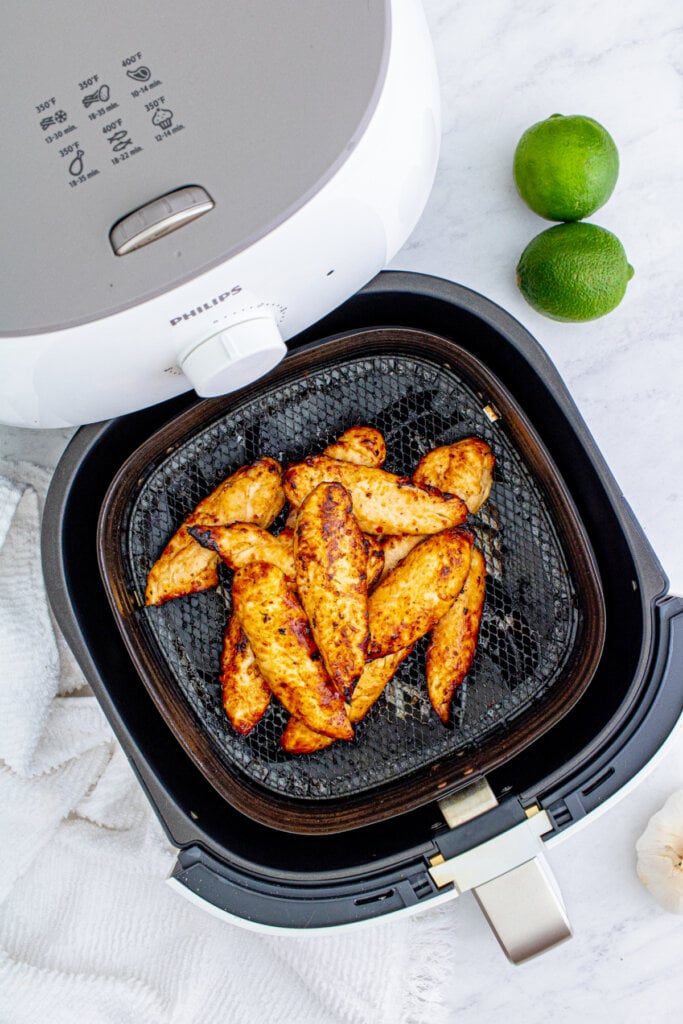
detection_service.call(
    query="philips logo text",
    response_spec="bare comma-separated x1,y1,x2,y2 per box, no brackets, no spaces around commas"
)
170,286,242,326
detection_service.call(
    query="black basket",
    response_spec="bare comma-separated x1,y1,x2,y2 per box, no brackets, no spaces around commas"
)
98,328,605,833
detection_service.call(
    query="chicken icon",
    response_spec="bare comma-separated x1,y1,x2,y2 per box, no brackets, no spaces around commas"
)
152,108,174,130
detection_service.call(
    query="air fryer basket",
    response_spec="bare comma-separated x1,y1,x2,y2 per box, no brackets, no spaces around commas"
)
98,328,605,833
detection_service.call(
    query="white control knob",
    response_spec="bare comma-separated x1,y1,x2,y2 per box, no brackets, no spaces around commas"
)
179,315,287,397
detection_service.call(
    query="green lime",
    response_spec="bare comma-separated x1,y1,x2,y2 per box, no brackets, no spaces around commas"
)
516,222,634,322
513,114,619,221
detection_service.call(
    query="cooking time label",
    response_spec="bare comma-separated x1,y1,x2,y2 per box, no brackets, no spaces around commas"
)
122,52,162,97
80,73,120,122
145,96,185,142
35,94,100,189
36,96,78,145
60,139,101,188
101,116,142,164
33,48,185,189
123,51,185,143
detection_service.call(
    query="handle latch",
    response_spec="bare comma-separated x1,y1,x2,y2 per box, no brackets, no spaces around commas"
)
430,781,572,963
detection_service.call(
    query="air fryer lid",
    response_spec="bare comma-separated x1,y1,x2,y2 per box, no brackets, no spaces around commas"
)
1,1,388,335
98,327,605,833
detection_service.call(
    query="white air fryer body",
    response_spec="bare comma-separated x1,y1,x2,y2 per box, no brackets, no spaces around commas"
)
0,1,440,427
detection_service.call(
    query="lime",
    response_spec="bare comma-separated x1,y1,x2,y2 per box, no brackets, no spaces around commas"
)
513,114,619,221
516,222,634,322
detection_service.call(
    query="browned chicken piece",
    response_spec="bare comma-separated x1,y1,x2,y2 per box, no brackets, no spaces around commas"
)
368,528,473,657
279,525,296,546
323,426,387,467
364,534,385,591
232,561,353,740
280,646,413,754
295,482,370,699
316,434,386,590
376,534,426,582
188,522,296,582
219,613,272,734
283,456,467,535
145,458,285,606
189,520,381,597
413,437,495,513
427,545,486,723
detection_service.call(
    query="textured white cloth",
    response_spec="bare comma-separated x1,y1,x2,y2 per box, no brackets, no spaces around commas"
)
0,458,453,1024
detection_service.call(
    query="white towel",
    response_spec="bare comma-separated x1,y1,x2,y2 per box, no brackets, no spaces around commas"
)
0,458,454,1024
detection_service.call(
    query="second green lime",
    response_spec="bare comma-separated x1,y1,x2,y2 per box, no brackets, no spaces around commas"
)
513,114,619,221
516,222,634,322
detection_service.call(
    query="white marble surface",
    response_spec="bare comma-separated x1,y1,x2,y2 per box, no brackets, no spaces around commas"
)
399,0,683,599
399,0,683,1015
1,0,682,1018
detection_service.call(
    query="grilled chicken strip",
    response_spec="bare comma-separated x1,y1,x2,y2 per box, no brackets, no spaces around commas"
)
323,430,387,589
427,545,486,723
364,534,385,591
220,613,272,734
368,528,473,657
376,534,426,582
279,428,385,543
295,482,370,699
323,426,387,467
188,520,383,598
145,457,285,606
413,437,495,513
280,646,413,754
188,522,296,582
283,507,299,532
232,561,353,740
284,456,467,535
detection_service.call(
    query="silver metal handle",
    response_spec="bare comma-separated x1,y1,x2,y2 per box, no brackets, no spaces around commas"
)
110,186,214,255
473,855,572,964
431,782,572,964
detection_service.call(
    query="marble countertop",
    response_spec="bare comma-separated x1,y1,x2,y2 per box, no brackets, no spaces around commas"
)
402,0,683,1014
1,0,681,1018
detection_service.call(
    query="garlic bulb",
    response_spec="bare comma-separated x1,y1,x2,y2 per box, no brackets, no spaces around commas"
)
636,789,683,914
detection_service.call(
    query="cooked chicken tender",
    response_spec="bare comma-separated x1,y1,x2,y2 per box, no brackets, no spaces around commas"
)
284,456,467,535
427,545,486,723
324,426,387,467
232,561,353,740
188,522,295,582
283,507,298,532
364,534,385,591
413,437,495,513
220,614,271,735
145,458,285,606
368,528,473,657
376,534,425,582
295,482,369,699
280,646,413,754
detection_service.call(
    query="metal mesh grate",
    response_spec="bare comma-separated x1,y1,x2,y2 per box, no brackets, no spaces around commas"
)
124,352,580,801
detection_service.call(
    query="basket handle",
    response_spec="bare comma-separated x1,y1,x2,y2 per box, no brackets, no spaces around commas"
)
473,855,571,963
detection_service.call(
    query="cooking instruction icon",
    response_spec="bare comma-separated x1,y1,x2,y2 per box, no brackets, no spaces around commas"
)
152,108,174,129
82,85,111,108
40,111,67,130
126,66,151,83
68,149,85,176
107,129,133,152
